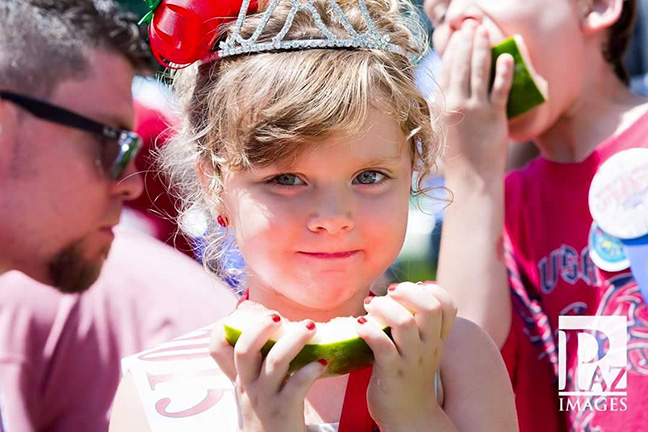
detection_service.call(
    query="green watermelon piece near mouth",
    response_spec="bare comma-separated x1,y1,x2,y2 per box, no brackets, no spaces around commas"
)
491,36,548,119
223,303,390,377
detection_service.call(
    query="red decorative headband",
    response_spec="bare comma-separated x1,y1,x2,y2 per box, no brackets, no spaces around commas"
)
140,0,258,68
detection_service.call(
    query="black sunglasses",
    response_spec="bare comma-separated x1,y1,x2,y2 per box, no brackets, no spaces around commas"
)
0,91,142,180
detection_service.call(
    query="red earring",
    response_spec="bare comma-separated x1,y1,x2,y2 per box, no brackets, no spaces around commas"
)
217,215,229,228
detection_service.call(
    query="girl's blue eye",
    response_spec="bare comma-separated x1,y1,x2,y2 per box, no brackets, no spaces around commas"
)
271,174,304,186
354,171,386,185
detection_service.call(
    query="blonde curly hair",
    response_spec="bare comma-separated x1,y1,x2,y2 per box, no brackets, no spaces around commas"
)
161,0,445,281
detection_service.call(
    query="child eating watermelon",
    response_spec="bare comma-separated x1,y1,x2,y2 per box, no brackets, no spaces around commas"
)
109,0,518,430
428,0,648,430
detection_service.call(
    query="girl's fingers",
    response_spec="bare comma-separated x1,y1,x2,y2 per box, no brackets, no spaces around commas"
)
209,321,237,382
355,314,399,369
388,282,457,341
363,295,420,359
425,284,458,341
233,313,283,387
470,26,492,102
258,320,318,392
281,360,328,402
386,282,443,343
490,53,514,110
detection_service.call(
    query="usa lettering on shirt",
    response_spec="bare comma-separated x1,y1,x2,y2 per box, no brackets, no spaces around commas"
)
537,245,600,295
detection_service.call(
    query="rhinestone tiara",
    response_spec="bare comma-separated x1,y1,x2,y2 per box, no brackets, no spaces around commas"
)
215,0,408,59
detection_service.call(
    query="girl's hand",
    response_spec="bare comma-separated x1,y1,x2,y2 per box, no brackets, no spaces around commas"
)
439,20,514,182
210,305,327,432
356,282,457,430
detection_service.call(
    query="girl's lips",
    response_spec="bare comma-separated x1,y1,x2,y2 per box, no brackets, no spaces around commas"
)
298,251,360,259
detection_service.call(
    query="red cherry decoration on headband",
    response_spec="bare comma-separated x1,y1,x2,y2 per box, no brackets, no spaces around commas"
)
146,0,258,68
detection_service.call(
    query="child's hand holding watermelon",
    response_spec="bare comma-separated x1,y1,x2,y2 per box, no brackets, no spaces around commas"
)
439,20,515,182
210,303,326,432
211,282,458,432
356,282,457,431
434,20,548,351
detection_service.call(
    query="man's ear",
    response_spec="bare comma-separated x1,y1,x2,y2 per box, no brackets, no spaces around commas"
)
580,0,624,34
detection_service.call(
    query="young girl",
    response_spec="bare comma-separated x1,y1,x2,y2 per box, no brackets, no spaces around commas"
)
110,0,517,430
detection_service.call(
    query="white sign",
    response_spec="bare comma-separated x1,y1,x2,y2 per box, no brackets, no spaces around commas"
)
558,315,627,397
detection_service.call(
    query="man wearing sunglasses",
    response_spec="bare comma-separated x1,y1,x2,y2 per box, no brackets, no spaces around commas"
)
0,2,240,432
0,1,153,426
0,0,150,294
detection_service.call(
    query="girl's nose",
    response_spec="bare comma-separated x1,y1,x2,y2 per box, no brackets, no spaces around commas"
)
306,188,355,234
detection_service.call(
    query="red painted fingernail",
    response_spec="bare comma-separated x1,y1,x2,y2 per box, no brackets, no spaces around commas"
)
318,359,328,366
357,316,367,324
388,284,397,291
270,314,281,323
305,320,316,331
364,296,372,304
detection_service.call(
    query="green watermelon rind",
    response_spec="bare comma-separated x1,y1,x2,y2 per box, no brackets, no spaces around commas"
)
491,37,547,119
223,324,392,377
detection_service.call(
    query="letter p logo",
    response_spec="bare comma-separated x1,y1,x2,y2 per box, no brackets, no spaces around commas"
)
558,316,627,396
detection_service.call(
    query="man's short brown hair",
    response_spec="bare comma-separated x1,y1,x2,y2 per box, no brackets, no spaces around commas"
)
0,0,154,96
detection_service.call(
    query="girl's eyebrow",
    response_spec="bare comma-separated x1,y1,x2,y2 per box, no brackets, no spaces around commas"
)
360,154,403,166
272,154,403,171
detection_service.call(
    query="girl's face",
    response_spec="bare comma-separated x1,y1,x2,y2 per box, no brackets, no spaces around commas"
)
222,108,412,315
427,0,588,142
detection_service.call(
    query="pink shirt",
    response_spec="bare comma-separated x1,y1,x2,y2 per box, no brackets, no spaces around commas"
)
0,228,236,431
502,111,648,431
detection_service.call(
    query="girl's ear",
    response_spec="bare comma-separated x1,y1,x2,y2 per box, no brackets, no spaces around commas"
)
580,0,624,34
196,160,230,218
196,160,212,192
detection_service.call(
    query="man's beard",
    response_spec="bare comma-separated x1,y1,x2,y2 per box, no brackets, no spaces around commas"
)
47,240,110,294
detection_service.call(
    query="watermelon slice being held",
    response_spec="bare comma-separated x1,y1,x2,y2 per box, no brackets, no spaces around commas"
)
491,36,548,119
223,302,391,377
